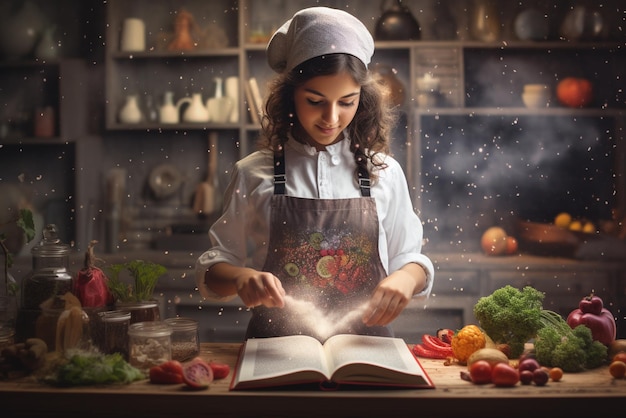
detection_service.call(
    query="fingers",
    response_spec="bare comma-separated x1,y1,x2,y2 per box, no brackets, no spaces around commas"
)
362,272,414,327
363,290,408,326
237,272,285,308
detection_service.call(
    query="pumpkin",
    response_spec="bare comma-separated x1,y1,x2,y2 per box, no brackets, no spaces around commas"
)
556,77,593,108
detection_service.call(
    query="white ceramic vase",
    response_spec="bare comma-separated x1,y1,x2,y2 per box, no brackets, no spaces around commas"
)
119,95,143,124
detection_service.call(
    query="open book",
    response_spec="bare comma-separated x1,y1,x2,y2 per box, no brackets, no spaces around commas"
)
230,334,434,390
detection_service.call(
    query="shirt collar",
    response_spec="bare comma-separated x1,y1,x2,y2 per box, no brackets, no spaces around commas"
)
287,131,349,156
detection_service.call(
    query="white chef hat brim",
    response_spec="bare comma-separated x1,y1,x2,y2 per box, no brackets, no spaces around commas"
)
267,7,374,74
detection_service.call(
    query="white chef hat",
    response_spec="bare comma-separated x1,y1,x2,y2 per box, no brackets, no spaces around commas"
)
267,7,374,74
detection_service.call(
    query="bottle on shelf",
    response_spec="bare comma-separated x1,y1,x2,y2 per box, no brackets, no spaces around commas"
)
159,91,179,124
118,94,143,124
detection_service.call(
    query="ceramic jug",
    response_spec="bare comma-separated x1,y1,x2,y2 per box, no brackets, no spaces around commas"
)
119,95,143,124
177,93,210,123
207,77,234,123
159,91,178,124
225,76,239,123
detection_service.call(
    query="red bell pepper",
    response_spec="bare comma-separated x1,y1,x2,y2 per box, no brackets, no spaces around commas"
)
566,294,616,346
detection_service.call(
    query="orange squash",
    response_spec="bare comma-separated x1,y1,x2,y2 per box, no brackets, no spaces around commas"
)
556,77,593,108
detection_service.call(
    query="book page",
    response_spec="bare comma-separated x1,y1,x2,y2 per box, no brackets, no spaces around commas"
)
234,335,330,385
323,335,429,385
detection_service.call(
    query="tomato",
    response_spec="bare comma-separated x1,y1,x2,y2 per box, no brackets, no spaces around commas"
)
149,360,184,384
491,362,519,387
556,77,593,108
183,357,214,389
469,360,492,385
505,236,518,255
613,352,626,364
480,227,507,256
209,361,231,379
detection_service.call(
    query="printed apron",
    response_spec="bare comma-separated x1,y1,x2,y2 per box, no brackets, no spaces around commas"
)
245,151,392,340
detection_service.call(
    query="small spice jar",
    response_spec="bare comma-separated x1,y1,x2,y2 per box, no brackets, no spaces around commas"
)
128,321,172,372
99,310,131,359
164,317,199,362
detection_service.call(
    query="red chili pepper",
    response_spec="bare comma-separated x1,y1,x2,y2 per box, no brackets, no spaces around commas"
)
421,334,454,357
566,294,616,346
412,343,450,359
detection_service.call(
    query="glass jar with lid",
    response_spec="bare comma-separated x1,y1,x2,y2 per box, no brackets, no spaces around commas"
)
164,317,199,361
16,224,74,343
128,321,172,372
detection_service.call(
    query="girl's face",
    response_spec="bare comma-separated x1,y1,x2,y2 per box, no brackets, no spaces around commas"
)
293,71,361,151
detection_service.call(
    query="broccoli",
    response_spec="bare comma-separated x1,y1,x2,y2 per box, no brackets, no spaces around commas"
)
534,310,608,372
473,285,545,358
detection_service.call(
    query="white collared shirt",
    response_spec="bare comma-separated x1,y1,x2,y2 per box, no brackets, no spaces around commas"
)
195,136,434,301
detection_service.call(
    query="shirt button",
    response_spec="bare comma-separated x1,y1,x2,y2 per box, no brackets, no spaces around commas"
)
331,155,341,165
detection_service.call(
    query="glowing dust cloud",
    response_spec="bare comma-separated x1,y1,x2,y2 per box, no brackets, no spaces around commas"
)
282,295,368,341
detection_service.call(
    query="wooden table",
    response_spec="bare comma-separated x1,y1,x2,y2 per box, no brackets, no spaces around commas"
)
1,343,624,418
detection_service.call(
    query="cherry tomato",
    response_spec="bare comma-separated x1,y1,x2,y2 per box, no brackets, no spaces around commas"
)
612,352,626,364
183,357,214,389
149,360,184,384
469,360,492,385
209,361,231,379
549,367,563,382
609,361,626,379
491,362,519,387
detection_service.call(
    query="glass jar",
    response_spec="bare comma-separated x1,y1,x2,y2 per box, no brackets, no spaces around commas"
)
116,301,160,324
16,224,73,343
128,321,172,372
0,325,15,351
165,317,199,362
34,306,63,351
99,310,131,359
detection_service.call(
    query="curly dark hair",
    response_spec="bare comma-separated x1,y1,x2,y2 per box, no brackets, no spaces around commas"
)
258,53,398,183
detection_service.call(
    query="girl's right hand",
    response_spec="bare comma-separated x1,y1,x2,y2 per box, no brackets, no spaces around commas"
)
235,269,286,308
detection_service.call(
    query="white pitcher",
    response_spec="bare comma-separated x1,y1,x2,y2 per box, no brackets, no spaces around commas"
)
159,91,179,124
177,93,210,123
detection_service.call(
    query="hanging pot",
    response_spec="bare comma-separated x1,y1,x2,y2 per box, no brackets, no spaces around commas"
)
375,0,420,41
0,1,45,59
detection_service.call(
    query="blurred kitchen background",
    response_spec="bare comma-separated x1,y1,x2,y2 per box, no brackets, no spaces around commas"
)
1,0,626,342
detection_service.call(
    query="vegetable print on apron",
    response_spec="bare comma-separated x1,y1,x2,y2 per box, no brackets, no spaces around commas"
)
245,151,392,341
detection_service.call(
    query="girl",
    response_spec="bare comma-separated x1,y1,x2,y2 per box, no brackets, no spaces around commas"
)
195,7,434,340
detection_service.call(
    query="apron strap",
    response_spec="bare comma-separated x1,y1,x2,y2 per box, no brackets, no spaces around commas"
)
273,150,371,197
357,166,371,197
274,152,286,195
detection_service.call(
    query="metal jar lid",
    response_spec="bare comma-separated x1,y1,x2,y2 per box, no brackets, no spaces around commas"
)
31,224,70,257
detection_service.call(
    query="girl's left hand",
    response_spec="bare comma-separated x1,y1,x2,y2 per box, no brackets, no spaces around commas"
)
362,264,426,326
